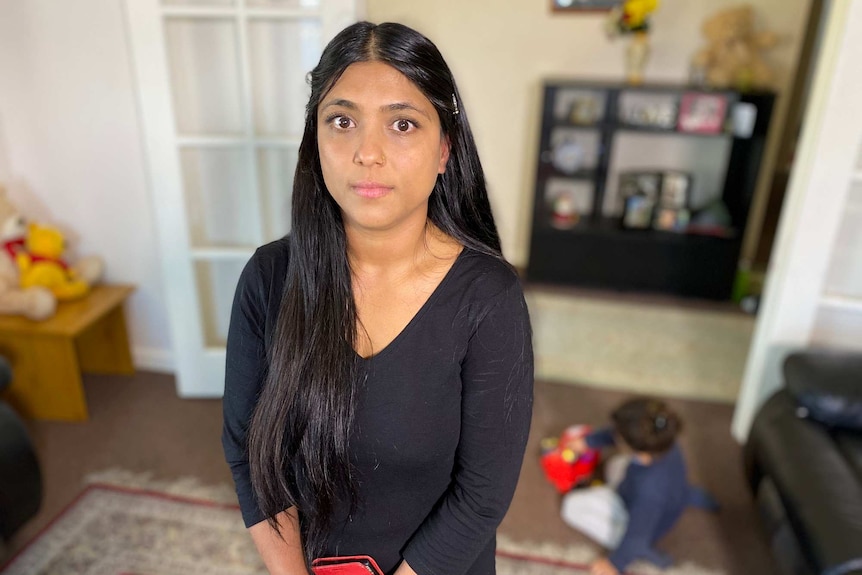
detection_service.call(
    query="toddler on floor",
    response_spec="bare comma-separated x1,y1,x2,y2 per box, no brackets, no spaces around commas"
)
562,397,717,575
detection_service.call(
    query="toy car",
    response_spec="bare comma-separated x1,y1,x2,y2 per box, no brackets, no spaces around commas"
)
540,424,600,493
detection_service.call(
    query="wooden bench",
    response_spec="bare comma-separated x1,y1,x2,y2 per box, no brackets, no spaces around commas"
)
0,285,135,421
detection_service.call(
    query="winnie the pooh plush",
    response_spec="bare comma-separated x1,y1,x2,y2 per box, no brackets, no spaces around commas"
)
692,5,779,91
17,223,91,300
0,188,56,319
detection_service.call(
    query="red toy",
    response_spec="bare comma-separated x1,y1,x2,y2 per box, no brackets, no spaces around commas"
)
540,424,600,493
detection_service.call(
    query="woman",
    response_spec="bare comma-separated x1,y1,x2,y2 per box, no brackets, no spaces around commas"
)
222,21,533,575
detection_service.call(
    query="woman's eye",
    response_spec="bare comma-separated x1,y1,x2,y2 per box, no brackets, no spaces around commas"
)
331,116,353,129
393,119,415,132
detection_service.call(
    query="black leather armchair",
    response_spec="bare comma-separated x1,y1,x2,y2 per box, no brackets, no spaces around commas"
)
0,356,42,544
744,350,862,575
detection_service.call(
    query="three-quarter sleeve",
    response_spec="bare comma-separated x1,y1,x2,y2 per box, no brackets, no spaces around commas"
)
222,254,270,528
402,280,534,575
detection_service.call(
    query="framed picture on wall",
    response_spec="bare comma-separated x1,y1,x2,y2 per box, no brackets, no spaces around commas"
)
551,0,618,12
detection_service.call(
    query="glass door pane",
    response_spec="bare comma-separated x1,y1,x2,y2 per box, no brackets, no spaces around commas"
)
165,18,245,135
181,147,259,247
196,260,247,347
258,147,296,241
247,19,321,137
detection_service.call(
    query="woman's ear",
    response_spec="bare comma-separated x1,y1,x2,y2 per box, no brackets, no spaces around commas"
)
437,136,451,175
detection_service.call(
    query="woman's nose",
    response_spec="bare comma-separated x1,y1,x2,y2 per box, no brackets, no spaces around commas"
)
353,127,386,166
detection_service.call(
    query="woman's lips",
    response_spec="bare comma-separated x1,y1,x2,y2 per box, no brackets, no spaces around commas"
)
351,182,393,198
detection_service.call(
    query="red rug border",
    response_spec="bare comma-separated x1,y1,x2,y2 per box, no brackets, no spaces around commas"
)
1,483,624,574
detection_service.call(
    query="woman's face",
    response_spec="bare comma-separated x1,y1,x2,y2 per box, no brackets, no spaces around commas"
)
317,61,450,234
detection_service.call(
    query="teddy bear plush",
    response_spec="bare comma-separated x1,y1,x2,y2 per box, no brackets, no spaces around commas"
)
0,188,56,320
692,5,779,91
0,187,105,319
17,223,91,300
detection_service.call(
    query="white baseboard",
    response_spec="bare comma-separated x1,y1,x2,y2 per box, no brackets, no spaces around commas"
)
132,347,175,374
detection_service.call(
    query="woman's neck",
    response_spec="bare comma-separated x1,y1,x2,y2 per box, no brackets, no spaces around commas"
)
345,218,457,277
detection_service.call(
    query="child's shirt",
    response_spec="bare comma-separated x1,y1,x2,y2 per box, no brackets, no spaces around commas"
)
586,428,689,571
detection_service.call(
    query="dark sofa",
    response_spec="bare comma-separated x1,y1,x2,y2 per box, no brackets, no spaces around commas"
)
744,350,862,575
0,355,42,547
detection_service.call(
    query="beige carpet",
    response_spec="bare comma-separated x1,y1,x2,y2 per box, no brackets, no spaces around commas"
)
527,289,754,403
0,471,724,575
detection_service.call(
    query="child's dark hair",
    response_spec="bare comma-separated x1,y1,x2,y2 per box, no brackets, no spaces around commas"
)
611,397,682,454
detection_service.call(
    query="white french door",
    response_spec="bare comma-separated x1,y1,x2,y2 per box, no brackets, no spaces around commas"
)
125,0,361,396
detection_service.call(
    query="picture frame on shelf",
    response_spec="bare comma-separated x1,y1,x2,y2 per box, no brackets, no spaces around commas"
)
622,195,656,229
678,92,729,134
659,171,692,209
653,207,691,233
549,128,601,174
545,178,595,229
619,171,661,202
618,92,678,130
553,89,606,124
569,95,604,125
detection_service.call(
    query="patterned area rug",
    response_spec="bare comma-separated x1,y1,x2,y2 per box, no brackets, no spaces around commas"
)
0,471,723,575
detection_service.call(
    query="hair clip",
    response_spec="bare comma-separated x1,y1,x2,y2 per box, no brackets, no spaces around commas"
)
452,93,460,116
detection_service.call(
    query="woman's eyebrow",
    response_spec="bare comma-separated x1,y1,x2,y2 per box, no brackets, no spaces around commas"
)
319,98,431,120
320,98,357,112
383,102,431,120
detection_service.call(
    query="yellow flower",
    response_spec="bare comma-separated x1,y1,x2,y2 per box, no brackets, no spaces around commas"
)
623,0,659,28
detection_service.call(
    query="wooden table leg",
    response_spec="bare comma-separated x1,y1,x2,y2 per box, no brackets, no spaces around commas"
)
76,305,135,375
0,333,88,422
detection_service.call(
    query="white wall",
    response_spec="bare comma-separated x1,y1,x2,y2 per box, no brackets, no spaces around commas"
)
0,0,173,370
367,0,811,266
814,170,862,347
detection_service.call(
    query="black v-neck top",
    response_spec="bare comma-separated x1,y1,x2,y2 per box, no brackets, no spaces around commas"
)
222,237,534,575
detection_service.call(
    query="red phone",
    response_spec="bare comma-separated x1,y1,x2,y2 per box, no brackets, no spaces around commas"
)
310,555,384,575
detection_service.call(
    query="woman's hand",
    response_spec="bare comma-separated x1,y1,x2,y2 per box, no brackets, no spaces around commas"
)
393,560,418,575
590,557,620,575
248,509,310,575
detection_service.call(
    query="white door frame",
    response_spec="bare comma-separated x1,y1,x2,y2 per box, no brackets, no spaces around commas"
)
124,0,361,397
732,0,862,440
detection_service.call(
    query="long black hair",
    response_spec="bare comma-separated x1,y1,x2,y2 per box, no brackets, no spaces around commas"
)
247,21,503,562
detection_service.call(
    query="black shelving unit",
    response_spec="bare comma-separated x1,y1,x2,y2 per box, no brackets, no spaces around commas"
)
526,81,775,300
